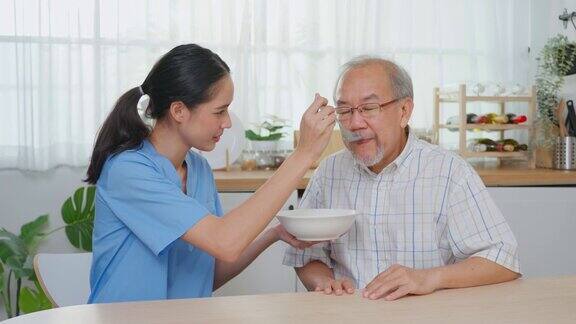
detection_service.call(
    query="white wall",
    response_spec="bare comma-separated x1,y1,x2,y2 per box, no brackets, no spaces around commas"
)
530,0,576,102
530,0,576,73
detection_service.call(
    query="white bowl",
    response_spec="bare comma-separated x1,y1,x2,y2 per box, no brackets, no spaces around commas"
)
276,209,357,241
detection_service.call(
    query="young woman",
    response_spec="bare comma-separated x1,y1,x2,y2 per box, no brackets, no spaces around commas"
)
85,44,335,303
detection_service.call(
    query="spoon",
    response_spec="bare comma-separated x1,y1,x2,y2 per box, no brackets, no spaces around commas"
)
338,122,363,142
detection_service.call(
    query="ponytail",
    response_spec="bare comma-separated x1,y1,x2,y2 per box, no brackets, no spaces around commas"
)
85,87,150,184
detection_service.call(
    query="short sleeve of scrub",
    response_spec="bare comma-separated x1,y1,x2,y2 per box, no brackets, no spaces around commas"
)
104,154,209,256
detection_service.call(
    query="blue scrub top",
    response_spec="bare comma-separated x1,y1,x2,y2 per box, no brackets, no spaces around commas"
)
88,139,222,303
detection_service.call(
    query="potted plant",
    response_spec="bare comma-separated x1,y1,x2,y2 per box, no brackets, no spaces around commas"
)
244,115,291,169
534,34,576,167
245,114,291,150
0,186,94,318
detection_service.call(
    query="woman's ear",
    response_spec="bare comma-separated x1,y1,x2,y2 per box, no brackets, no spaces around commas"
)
169,101,188,123
400,98,414,128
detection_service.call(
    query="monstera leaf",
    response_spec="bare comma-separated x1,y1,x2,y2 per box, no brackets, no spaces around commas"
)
61,186,95,251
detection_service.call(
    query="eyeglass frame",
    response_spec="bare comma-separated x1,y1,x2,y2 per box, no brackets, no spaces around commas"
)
335,97,404,122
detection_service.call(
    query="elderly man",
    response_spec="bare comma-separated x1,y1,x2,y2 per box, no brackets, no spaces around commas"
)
283,57,520,301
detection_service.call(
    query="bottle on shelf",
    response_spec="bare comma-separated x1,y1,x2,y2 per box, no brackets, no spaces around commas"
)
446,113,527,126
505,113,527,124
467,138,528,152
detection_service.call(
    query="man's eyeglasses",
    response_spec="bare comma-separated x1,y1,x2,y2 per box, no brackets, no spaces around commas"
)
335,98,402,122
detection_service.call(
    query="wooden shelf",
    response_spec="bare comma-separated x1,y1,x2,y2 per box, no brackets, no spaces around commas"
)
462,151,527,158
433,84,536,168
438,124,531,131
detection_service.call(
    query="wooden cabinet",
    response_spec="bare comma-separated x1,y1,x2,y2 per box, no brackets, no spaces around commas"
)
488,187,576,277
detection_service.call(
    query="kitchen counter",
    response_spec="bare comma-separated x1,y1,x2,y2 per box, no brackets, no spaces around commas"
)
214,166,576,191
4,276,575,324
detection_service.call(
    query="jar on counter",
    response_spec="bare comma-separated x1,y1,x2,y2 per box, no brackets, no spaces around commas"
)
240,150,258,171
256,150,275,170
271,149,293,169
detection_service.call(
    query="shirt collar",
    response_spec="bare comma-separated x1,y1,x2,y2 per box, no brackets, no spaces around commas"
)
140,139,191,187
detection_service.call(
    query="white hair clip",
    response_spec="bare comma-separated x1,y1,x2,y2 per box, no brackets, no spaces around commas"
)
136,94,150,115
136,86,152,126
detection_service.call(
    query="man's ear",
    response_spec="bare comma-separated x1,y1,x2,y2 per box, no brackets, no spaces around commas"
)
400,98,414,128
169,101,188,123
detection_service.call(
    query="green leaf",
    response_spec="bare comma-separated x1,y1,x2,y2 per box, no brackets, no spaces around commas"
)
61,187,95,251
19,215,49,249
82,187,96,217
0,271,4,292
5,255,31,279
265,133,283,141
0,229,27,263
245,130,285,141
18,285,52,314
245,129,263,141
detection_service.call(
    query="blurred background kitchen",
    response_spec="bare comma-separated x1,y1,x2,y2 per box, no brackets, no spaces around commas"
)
1,0,576,320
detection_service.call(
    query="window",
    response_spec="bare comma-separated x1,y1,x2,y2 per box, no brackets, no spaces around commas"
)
0,0,530,170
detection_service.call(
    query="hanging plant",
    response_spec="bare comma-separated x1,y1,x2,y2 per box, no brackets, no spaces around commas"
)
534,34,576,149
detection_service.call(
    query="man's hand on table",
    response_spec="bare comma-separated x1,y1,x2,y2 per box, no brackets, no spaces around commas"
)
313,276,355,295
311,264,440,300
362,264,440,300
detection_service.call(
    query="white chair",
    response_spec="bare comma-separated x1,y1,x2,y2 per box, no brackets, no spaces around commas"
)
33,253,92,307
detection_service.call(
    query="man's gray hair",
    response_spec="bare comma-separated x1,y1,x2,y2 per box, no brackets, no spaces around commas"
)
334,56,414,101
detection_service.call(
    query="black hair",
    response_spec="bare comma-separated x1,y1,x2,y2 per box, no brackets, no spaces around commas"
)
85,44,230,184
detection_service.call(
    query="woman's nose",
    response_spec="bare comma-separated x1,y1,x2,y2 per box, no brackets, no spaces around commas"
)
222,113,232,129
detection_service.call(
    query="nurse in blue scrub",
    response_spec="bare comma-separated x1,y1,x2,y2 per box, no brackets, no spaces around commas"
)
84,44,335,303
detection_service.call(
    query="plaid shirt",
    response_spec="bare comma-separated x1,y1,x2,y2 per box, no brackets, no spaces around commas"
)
283,132,520,288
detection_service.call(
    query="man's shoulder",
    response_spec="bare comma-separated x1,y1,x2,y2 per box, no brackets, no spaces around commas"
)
409,138,474,175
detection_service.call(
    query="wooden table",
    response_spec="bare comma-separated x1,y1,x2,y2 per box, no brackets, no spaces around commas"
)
4,276,576,323
214,167,576,191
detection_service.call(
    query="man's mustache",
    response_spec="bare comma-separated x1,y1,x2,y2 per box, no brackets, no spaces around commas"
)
340,128,373,143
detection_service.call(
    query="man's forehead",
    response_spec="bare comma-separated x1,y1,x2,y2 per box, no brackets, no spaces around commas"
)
336,66,391,94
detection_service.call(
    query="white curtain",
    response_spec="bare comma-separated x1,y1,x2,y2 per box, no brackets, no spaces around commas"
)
0,0,531,170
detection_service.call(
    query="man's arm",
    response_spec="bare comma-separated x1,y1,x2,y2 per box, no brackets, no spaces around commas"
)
295,260,355,295
363,257,520,300
434,256,520,289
